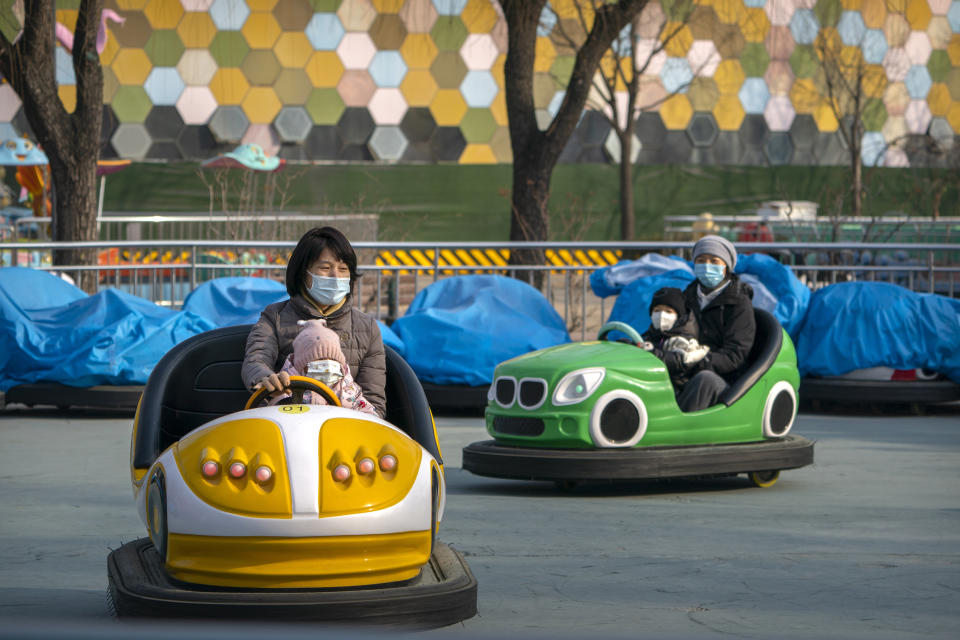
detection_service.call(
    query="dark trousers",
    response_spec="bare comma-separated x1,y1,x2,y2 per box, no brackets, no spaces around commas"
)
677,370,728,412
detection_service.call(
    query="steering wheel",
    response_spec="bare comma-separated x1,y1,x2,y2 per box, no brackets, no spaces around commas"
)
597,321,643,345
245,375,342,410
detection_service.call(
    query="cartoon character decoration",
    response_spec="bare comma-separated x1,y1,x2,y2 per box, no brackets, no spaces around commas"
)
0,138,51,217
201,143,284,172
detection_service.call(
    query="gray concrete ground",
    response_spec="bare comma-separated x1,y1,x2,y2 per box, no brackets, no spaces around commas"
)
0,406,958,638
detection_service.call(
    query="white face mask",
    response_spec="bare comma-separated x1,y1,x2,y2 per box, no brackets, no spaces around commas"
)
306,360,343,387
651,310,677,332
307,273,351,306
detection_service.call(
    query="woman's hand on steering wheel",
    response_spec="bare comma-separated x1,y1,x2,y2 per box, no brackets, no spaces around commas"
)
253,371,291,396
246,375,342,410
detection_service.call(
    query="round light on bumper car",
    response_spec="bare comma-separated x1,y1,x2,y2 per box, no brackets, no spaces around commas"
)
201,461,220,477
379,454,397,472
553,368,605,406
255,465,273,483
228,462,246,478
333,463,352,482
589,390,647,448
357,457,376,475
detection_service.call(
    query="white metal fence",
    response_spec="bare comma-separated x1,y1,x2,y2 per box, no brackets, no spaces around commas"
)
1,239,957,341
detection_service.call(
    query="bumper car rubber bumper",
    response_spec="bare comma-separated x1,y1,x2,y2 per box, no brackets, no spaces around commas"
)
800,377,960,405
107,538,477,628
462,435,814,482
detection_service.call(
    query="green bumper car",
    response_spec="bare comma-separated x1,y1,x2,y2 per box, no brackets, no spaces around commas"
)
462,309,814,488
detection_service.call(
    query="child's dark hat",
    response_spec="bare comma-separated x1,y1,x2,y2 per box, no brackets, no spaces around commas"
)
649,287,687,315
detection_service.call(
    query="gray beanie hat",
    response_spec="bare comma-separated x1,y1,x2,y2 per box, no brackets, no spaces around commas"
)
693,234,737,271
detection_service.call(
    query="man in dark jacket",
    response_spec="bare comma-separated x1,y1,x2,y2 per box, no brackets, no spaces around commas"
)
675,235,756,412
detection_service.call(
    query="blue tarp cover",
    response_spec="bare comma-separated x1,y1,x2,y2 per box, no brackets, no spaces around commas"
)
592,253,811,338
392,275,570,386
0,272,408,391
181,277,288,327
181,278,406,355
0,268,214,390
795,282,960,382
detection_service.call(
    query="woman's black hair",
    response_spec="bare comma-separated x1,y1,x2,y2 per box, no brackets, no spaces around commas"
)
285,226,359,297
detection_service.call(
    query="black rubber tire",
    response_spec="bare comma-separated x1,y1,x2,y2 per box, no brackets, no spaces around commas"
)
462,436,814,483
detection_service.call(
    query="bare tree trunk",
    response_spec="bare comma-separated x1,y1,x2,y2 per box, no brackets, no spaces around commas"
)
851,143,862,218
499,0,649,274
509,153,552,275
619,127,634,241
0,0,104,292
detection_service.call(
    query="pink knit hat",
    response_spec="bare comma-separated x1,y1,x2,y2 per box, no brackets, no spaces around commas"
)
292,320,347,374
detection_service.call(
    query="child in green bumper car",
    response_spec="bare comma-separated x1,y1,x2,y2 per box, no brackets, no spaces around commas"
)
641,287,709,390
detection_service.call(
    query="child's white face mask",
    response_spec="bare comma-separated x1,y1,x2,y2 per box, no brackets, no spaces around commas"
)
306,360,343,387
651,310,677,332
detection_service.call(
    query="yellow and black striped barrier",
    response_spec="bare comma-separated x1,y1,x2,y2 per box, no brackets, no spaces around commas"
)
375,248,622,274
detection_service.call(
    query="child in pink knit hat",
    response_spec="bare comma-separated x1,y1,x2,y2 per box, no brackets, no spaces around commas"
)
272,319,377,415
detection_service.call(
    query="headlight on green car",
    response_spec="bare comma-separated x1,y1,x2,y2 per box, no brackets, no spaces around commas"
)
552,368,605,406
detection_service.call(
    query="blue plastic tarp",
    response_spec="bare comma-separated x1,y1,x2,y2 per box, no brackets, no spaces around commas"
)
795,282,960,382
0,267,215,391
181,277,406,355
595,253,811,338
181,277,289,327
392,275,570,386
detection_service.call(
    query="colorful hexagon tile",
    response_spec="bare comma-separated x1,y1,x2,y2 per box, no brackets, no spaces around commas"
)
369,50,408,87
305,51,345,87
369,125,409,161
764,94,796,131
429,88,468,125
210,0,251,30
400,0,438,33
713,93,746,130
400,69,438,106
209,31,250,66
177,86,218,125
144,67,186,105
337,69,377,106
242,87,283,124
306,13,345,50
305,87,346,124
368,87,408,125
178,11,218,48
177,49,218,85
275,32,313,68
338,0,378,31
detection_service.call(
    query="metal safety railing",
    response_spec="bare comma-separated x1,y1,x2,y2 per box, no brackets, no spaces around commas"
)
1,240,958,341
9,213,379,243
664,214,960,245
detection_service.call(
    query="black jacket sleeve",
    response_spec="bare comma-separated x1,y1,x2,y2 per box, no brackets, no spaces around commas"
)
699,300,756,377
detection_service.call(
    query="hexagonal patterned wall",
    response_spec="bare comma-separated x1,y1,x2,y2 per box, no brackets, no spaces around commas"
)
2,0,958,167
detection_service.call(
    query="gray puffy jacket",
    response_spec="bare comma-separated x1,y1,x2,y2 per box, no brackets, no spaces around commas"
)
241,294,387,417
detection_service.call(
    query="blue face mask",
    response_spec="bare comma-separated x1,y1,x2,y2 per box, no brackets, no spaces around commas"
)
694,262,726,288
307,273,351,306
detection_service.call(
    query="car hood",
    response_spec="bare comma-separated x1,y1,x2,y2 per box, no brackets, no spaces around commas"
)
495,340,665,382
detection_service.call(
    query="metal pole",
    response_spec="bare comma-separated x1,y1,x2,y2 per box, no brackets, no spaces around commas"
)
190,245,197,290
580,270,586,342
376,270,382,321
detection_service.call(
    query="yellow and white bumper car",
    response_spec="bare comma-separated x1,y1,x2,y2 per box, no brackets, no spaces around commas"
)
108,325,477,626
